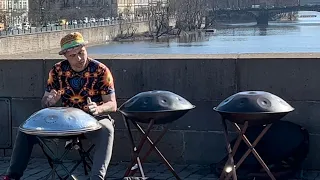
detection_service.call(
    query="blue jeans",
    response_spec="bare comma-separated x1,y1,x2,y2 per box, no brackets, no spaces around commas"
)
6,118,115,180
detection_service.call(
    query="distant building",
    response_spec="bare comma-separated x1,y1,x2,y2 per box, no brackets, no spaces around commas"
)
117,0,167,18
117,0,149,18
0,0,28,26
28,0,117,25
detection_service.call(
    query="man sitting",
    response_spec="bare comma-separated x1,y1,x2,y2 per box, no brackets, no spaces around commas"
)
3,32,117,180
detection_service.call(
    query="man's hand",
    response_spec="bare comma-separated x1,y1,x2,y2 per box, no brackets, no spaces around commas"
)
44,90,61,107
87,97,100,116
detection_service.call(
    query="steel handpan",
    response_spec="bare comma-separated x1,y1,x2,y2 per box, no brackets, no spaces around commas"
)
214,91,294,125
118,90,195,124
19,107,102,136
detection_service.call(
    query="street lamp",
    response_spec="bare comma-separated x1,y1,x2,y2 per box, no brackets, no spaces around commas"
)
40,7,44,25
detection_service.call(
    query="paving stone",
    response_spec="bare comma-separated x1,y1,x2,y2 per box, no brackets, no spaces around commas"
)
199,178,218,180
0,158,319,180
108,163,127,177
178,165,204,179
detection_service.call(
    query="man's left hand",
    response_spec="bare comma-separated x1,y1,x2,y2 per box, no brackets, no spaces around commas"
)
87,97,100,116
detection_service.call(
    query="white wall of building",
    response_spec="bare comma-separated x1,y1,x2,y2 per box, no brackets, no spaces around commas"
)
0,0,29,26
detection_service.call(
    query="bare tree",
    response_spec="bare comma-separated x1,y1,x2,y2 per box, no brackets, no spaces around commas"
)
28,0,58,25
147,0,178,39
174,0,208,32
114,5,138,40
116,20,138,40
28,0,112,25
0,11,6,29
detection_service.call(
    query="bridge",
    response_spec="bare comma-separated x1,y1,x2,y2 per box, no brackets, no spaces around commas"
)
210,5,320,25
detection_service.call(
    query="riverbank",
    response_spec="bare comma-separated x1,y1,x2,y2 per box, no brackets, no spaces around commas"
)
0,21,150,56
85,22,320,55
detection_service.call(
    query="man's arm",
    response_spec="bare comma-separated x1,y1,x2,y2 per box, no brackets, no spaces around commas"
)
96,64,117,114
41,90,62,108
97,93,117,114
41,91,51,108
42,65,61,108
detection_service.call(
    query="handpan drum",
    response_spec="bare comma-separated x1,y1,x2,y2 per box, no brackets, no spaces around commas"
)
214,91,294,125
118,90,195,124
19,107,102,136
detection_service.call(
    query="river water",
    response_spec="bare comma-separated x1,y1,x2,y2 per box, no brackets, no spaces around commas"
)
87,11,320,54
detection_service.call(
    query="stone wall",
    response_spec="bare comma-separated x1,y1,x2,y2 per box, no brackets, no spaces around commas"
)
0,18,177,56
1,53,320,170
0,21,150,56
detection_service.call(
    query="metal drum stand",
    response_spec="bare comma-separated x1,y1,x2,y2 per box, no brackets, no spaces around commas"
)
118,90,196,180
122,116,181,180
38,136,94,180
219,120,275,180
214,91,295,180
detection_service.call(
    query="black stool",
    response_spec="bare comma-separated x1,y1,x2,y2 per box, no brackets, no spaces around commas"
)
38,135,95,180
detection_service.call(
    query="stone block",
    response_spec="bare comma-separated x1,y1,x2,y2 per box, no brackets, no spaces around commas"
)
171,100,224,131
11,98,42,127
140,59,237,101
110,129,133,163
282,101,320,134
302,134,320,170
143,130,185,163
0,60,44,98
238,59,320,101
4,149,11,157
0,98,11,148
0,149,4,157
111,129,184,164
183,131,236,164
99,59,145,99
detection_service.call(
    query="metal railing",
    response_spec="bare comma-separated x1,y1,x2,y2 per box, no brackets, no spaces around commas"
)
0,16,150,37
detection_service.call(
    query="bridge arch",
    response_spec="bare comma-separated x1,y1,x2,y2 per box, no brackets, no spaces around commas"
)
211,5,320,25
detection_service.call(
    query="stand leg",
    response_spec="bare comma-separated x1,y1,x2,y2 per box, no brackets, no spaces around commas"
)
37,137,78,180
123,116,154,178
220,122,249,179
133,123,182,180
220,118,237,180
65,143,94,179
128,124,170,177
228,123,276,180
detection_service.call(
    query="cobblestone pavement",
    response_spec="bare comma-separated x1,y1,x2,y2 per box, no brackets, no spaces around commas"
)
0,158,319,180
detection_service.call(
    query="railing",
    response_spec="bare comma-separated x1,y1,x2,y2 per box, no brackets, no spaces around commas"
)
214,4,320,11
0,16,150,37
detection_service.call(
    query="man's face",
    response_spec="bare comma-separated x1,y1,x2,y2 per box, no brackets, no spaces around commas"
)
64,46,88,72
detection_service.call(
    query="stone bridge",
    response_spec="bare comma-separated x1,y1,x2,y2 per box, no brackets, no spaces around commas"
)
211,5,320,25
1,53,320,170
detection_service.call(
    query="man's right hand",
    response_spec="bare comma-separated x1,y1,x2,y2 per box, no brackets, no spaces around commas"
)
44,89,61,107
